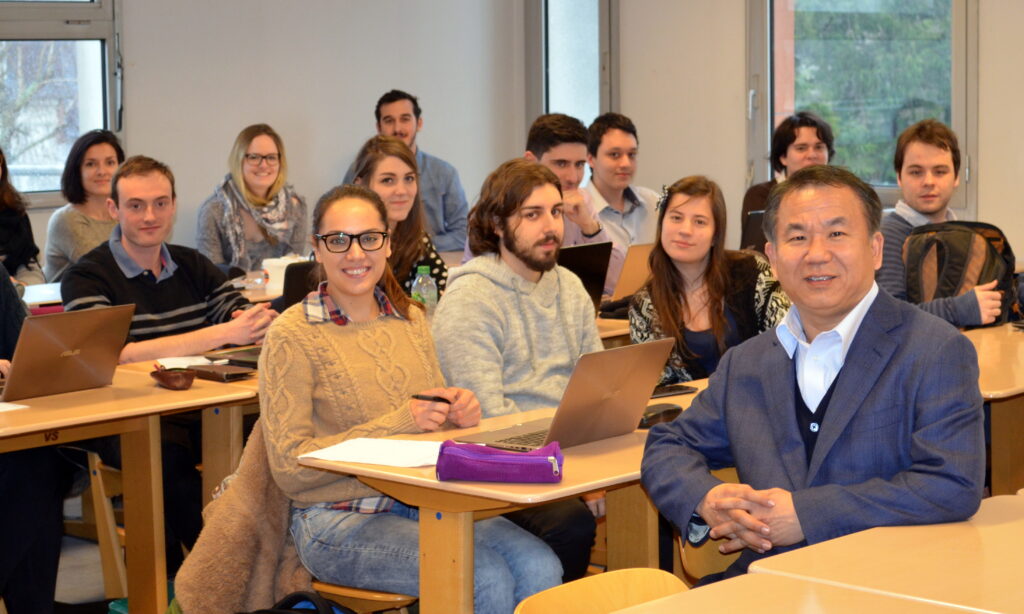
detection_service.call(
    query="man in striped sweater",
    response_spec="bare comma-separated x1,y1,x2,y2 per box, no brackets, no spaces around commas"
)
62,155,276,362
60,155,276,575
876,119,1001,327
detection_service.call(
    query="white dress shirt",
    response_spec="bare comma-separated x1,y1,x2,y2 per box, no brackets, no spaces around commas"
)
775,282,880,410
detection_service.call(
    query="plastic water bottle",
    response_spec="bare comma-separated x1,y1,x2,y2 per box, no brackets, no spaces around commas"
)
411,265,438,315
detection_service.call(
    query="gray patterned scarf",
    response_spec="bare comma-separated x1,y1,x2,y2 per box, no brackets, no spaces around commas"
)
216,174,297,268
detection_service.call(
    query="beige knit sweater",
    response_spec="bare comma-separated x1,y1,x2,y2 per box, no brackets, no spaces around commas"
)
259,301,445,505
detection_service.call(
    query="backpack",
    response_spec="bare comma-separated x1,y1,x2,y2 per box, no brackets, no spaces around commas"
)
902,221,1020,324
241,591,356,614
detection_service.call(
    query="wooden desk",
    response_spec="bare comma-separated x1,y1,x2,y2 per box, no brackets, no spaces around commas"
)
749,495,1024,613
963,323,1024,494
0,369,254,614
298,386,705,614
240,285,281,304
613,573,965,613
597,317,630,348
118,363,259,505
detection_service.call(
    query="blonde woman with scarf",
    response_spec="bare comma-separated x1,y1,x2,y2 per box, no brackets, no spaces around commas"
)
198,124,307,272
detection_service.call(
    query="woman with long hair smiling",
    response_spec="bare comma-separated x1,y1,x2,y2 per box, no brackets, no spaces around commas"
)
630,175,789,383
259,184,560,613
352,135,447,294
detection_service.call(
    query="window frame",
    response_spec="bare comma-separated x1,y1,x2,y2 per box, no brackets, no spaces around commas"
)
0,0,122,209
746,0,978,218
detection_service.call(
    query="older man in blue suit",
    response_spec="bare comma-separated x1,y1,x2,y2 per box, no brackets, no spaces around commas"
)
642,165,985,580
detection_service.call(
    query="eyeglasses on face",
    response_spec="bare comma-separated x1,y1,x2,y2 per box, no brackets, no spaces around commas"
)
315,231,389,253
243,153,280,166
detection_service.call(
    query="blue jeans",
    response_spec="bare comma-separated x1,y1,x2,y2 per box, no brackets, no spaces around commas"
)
290,501,562,614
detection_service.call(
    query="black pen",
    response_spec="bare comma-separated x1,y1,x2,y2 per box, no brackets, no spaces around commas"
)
411,394,451,404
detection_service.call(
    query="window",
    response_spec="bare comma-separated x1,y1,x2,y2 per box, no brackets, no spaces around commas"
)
545,0,602,127
747,0,976,213
0,0,120,204
525,0,613,128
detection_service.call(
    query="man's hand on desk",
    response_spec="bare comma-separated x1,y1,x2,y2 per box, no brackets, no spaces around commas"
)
699,484,805,554
973,280,1002,325
226,303,278,345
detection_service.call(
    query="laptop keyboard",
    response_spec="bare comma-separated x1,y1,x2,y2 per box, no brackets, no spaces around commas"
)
494,430,548,448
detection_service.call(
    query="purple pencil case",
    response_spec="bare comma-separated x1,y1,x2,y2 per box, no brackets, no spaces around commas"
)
435,440,564,483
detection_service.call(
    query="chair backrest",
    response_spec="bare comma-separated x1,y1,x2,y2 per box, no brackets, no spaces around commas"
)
280,261,319,311
513,568,685,614
678,466,742,586
740,210,766,253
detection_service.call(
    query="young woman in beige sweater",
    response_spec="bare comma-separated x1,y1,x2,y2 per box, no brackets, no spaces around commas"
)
259,184,561,614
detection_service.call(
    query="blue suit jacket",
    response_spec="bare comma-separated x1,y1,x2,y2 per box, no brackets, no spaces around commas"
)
642,289,985,575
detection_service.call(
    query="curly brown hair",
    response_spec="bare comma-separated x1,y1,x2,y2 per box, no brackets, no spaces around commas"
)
467,159,561,257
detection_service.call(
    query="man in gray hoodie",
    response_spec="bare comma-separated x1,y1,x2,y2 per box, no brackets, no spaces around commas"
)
433,158,601,581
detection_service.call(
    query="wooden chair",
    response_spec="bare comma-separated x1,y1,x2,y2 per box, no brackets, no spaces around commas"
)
513,568,686,614
63,451,128,600
313,580,416,614
677,467,741,587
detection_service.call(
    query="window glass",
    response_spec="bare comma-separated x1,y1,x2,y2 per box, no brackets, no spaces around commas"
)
546,0,601,127
0,39,105,193
773,0,952,186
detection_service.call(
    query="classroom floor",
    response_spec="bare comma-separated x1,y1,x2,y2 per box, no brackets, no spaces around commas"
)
56,497,112,614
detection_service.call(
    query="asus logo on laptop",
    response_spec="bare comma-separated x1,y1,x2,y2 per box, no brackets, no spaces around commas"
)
60,349,82,358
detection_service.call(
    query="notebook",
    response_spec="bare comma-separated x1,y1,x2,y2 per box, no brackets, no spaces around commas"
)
454,338,674,451
610,243,655,300
2,304,134,402
557,241,613,309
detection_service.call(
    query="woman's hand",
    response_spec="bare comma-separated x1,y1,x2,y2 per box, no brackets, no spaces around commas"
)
409,388,452,431
444,387,481,428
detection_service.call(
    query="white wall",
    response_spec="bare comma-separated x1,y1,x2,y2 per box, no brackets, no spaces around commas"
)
977,0,1024,252
30,0,527,255
27,1,1024,262
617,1,748,250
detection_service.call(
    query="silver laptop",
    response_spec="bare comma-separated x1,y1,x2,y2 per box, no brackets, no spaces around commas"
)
2,304,134,402
611,243,655,300
455,338,674,451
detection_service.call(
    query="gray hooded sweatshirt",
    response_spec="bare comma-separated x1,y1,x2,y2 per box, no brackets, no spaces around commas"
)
433,253,603,418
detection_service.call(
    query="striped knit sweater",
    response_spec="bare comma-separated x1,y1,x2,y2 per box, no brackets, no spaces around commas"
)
61,241,249,342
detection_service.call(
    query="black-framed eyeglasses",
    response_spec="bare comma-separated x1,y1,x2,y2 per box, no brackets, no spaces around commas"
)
243,153,280,166
315,231,389,254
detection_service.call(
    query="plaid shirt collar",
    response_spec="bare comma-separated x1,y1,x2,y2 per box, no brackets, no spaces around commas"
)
302,281,402,326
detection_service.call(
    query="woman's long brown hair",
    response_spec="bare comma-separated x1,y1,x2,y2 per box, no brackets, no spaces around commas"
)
351,136,426,284
645,175,730,359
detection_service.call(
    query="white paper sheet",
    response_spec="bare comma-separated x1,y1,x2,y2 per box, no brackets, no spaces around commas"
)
156,356,225,370
0,402,29,413
299,438,441,467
